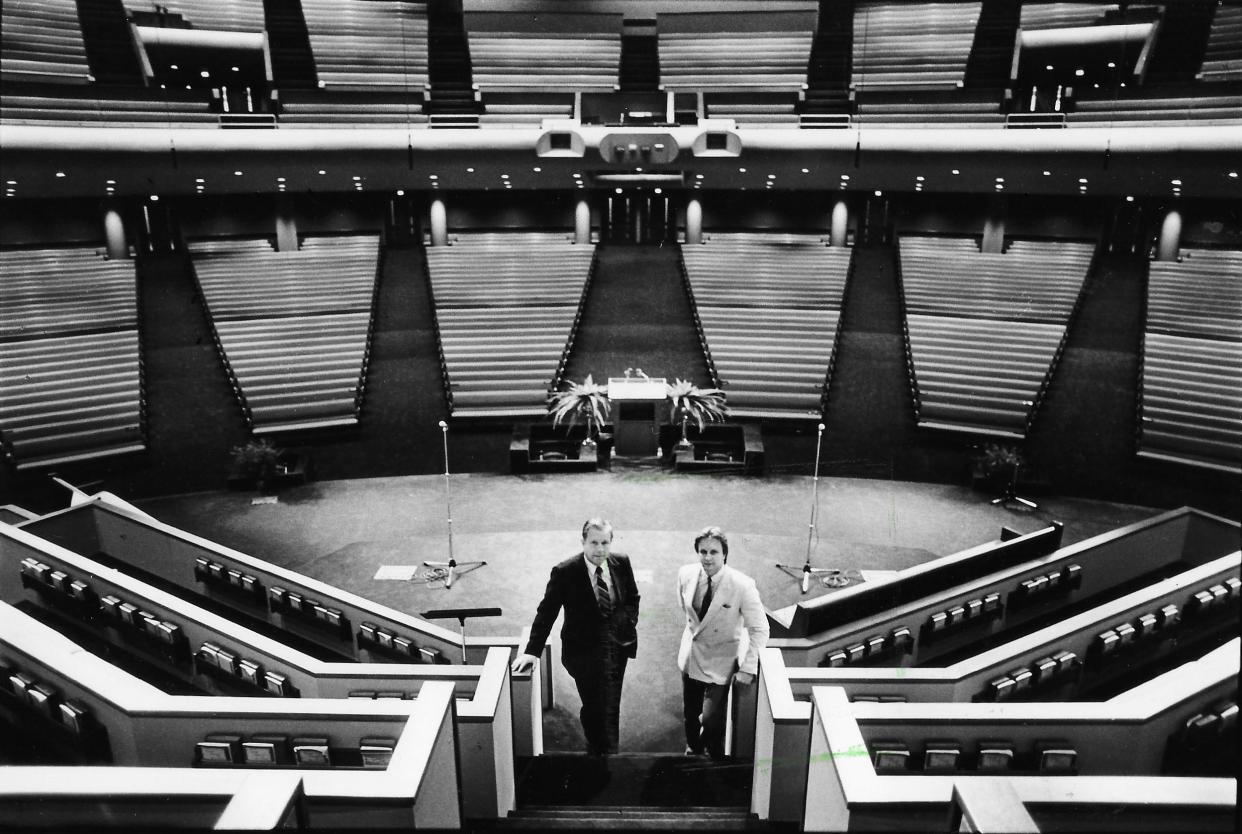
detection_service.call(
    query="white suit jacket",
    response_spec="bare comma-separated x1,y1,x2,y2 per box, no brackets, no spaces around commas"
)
677,563,769,684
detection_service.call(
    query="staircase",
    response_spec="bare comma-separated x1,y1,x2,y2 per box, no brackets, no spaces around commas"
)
962,0,1020,90
262,0,318,89
801,0,853,126
74,0,145,86
426,0,480,127
479,753,766,832
561,246,712,388
619,19,660,92
1142,0,1218,84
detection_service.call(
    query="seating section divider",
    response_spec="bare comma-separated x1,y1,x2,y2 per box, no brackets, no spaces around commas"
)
680,232,852,421
1139,248,1242,474
275,89,427,128
301,0,429,90
898,235,1094,437
424,232,595,419
0,246,146,469
1,0,91,85
851,2,982,90
187,235,381,434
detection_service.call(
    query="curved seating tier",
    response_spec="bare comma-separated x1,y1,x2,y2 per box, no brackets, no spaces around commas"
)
479,92,575,126
1,84,218,128
658,26,812,92
681,233,852,420
154,0,266,33
188,235,380,433
275,89,427,127
301,0,429,90
1070,88,1242,127
0,0,91,85
854,89,1003,127
1201,4,1242,82
1139,248,1242,474
704,92,801,127
898,237,1094,437
466,33,620,92
424,232,594,418
0,246,144,468
1019,2,1118,31
852,2,981,90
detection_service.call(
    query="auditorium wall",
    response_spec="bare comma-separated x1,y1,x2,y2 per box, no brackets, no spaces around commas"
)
699,191,835,233
1179,199,1242,247
0,199,109,247
443,191,577,231
177,193,386,240
895,194,1101,240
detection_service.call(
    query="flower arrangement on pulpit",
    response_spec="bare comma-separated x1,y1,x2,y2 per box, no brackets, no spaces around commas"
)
665,378,729,449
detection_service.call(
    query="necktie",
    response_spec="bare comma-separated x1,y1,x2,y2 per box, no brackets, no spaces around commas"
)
595,565,612,617
697,575,713,620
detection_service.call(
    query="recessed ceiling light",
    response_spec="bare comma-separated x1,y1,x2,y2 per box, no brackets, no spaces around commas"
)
170,64,178,70
801,168,810,174
427,174,437,180
55,172,66,178
874,190,882,197
1107,62,1116,69
738,167,747,173
696,174,704,180
466,167,474,173
572,173,581,179
951,169,960,175
200,70,210,78
1045,65,1054,71
231,66,240,72
840,174,850,181
1078,178,1088,184
615,188,623,194
767,174,776,179
195,178,205,183
318,170,326,175
533,167,541,172
500,174,509,179
635,167,643,173
353,176,362,181
395,189,404,196
1093,83,1100,89
1170,179,1182,185
1074,69,1085,77
234,170,243,176
1125,195,1134,202
995,177,1004,182
654,188,662,195
150,194,159,201
5,180,15,185
1228,171,1238,178
276,177,285,182
916,176,925,182
1043,170,1051,176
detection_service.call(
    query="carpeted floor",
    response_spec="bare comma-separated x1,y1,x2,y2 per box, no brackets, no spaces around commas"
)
138,471,1164,754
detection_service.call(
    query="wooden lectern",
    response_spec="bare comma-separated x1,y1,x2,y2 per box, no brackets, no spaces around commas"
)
608,377,666,457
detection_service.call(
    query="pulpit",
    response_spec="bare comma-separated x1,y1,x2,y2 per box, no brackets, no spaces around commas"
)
608,377,666,457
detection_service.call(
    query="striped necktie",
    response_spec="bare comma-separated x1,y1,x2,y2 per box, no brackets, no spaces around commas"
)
595,565,611,616
697,575,714,620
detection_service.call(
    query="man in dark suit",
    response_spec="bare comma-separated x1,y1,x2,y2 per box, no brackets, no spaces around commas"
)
511,518,640,754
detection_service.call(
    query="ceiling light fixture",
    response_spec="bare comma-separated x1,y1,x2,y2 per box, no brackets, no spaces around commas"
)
951,169,960,175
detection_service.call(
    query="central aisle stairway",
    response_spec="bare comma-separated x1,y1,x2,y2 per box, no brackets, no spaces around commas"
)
479,752,766,832
561,245,712,388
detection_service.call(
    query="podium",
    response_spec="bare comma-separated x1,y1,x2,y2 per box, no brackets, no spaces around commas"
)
608,377,666,457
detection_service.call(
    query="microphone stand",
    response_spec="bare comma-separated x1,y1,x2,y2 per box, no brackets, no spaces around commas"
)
422,421,486,589
776,423,846,593
421,607,502,663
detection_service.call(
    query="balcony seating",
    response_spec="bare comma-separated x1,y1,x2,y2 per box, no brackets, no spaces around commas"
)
424,232,595,418
1201,4,1242,82
898,236,1093,437
1,83,218,128
1,0,91,85
151,0,266,33
1139,249,1242,474
1019,2,1117,30
188,235,380,433
703,92,801,127
301,0,429,90
1070,87,1242,127
0,247,145,468
465,21,621,92
275,89,428,127
851,2,981,90
681,233,852,420
658,12,813,92
854,89,1004,127
478,92,574,127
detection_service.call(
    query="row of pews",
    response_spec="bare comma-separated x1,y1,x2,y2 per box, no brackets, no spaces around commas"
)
187,235,380,434
851,1,982,90
0,491,541,827
0,0,91,85
425,232,595,419
753,506,1240,830
300,0,428,90
898,235,1094,438
680,233,852,421
1138,248,1242,475
0,247,146,469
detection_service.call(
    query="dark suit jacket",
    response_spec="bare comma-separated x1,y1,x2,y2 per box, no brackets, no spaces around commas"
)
523,553,641,679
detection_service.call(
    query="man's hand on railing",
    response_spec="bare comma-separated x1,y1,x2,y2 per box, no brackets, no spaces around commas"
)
510,652,538,674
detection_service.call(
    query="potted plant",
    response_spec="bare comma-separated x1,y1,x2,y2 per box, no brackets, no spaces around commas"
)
665,378,729,448
976,442,1025,494
547,374,612,453
228,438,280,491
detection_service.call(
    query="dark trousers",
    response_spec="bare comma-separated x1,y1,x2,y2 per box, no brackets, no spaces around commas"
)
683,673,730,758
573,638,627,754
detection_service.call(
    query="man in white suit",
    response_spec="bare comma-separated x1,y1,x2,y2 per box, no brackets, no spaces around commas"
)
676,526,769,759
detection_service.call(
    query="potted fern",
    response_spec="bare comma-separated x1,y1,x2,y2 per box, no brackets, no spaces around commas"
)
665,378,729,449
547,375,612,454
228,438,280,491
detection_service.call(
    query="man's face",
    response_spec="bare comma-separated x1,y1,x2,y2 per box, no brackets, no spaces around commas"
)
697,537,726,578
583,526,612,566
